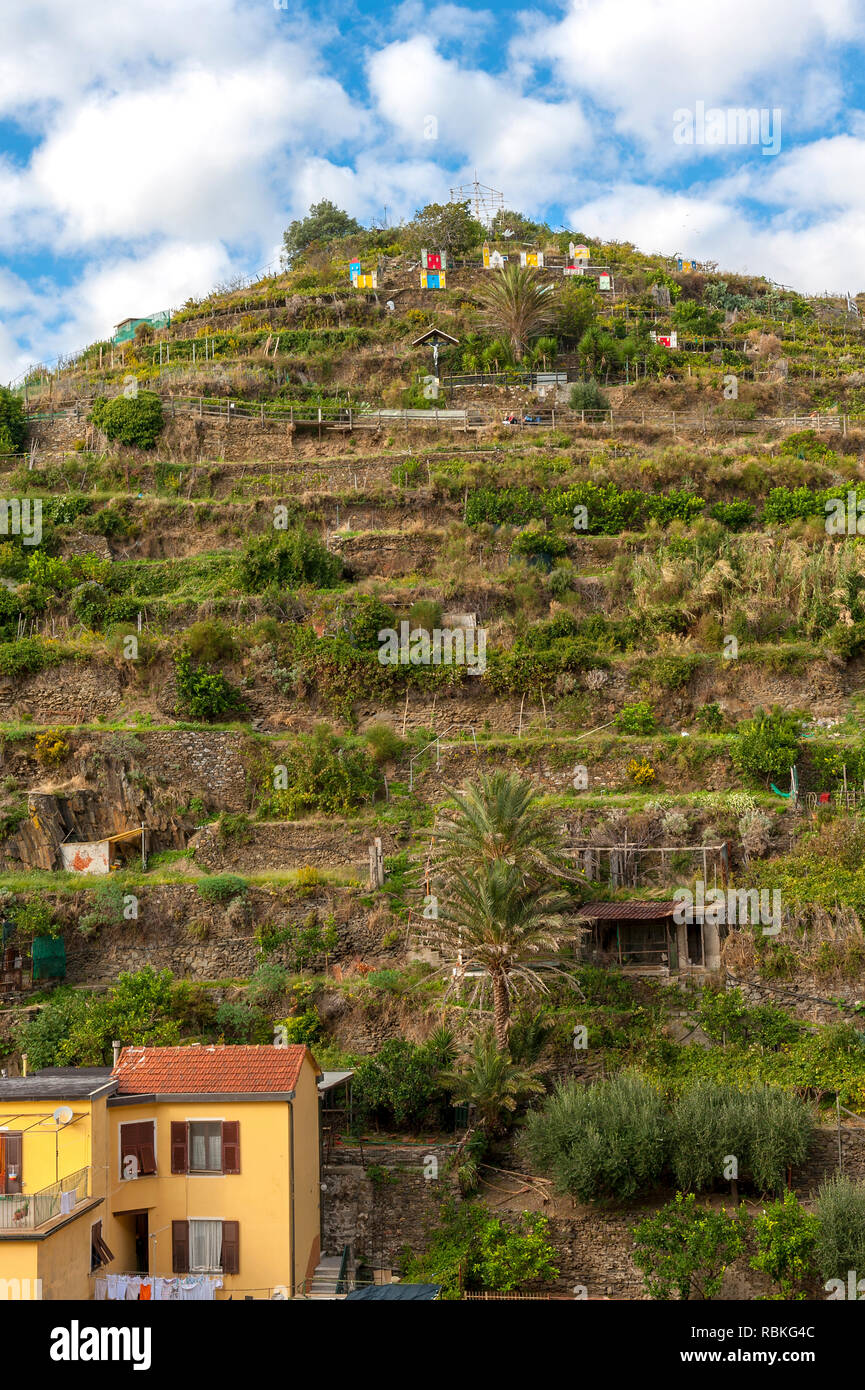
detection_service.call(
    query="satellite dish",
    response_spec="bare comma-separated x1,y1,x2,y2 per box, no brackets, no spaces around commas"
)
53,1106,73,1126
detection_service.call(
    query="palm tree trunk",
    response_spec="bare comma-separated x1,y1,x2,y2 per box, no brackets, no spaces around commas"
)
491,971,510,1051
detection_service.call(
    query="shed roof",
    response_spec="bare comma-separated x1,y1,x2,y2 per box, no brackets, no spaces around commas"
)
577,901,677,920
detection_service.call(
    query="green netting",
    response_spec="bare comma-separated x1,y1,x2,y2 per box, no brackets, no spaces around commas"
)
113,310,171,345
32,936,66,980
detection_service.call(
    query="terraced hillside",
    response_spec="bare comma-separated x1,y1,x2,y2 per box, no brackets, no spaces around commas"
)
4,223,865,1298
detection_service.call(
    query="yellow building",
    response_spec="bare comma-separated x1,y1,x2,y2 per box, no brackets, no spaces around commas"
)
0,1067,114,1300
0,1044,322,1300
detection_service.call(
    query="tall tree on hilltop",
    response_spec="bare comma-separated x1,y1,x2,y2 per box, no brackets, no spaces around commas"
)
281,200,364,267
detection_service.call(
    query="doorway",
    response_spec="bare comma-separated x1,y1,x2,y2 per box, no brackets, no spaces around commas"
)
134,1212,149,1275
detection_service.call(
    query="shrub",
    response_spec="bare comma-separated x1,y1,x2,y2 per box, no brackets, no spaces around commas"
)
352,1037,452,1131
402,1200,559,1300
408,598,442,632
246,962,291,1008
90,392,164,449
169,981,218,1032
815,1177,865,1283
349,596,397,649
12,898,59,938
733,706,802,783
217,813,253,845
696,701,724,732
0,639,61,677
710,500,755,531
617,701,656,734
651,655,698,690
237,530,341,591
25,967,180,1065
265,725,381,817
14,988,89,1071
364,722,405,765
569,379,609,411
628,757,656,785
750,1192,819,1299
185,619,237,664
0,387,26,456
669,1080,813,1193
632,1193,746,1300
276,1009,321,1045
34,729,70,766
518,1074,668,1202
195,874,248,903
215,1001,272,1043
174,651,244,721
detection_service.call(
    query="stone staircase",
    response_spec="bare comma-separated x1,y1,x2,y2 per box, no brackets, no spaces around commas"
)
306,1253,356,1300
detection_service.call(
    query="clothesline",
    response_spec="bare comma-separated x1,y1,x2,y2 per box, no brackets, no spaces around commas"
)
94,1274,223,1302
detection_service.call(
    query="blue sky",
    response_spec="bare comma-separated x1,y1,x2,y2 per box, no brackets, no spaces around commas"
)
2,0,865,381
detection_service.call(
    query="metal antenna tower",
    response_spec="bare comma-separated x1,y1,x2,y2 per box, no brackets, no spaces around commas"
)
448,171,504,227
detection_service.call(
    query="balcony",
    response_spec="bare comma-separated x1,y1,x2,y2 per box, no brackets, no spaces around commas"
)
0,1166,90,1231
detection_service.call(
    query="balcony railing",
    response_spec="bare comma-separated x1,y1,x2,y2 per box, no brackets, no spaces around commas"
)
0,1166,90,1231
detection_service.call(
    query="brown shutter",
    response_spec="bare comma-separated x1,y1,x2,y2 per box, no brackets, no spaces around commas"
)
221,1121,240,1174
221,1221,239,1275
138,1142,156,1176
122,1121,156,1177
172,1220,190,1274
170,1121,188,1174
5,1133,22,1194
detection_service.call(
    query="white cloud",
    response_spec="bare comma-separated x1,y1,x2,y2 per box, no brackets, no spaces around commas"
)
0,241,233,383
528,0,864,158
367,33,590,197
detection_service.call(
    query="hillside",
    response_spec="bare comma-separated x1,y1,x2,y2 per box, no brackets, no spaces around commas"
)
3,218,865,1299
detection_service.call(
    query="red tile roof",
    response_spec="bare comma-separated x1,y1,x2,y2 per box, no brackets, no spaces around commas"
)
112,1045,315,1096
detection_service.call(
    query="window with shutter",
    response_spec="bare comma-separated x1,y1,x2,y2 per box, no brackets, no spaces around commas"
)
222,1221,239,1276
3,1132,22,1194
221,1121,240,1174
120,1121,157,1178
170,1121,188,1174
172,1220,190,1273
90,1221,114,1271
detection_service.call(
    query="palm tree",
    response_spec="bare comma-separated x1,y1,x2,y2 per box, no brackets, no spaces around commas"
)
432,771,570,887
445,1028,546,1135
475,264,559,361
432,858,573,1049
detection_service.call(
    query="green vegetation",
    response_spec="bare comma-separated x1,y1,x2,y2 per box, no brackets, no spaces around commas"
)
402,1199,558,1299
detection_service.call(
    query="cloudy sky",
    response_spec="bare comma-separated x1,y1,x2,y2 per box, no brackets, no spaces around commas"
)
1,0,864,382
